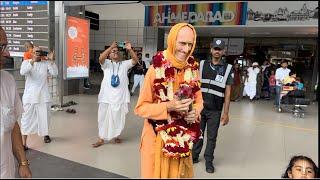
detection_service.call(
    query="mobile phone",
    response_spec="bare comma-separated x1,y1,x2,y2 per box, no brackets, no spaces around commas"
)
118,41,125,48
36,50,48,56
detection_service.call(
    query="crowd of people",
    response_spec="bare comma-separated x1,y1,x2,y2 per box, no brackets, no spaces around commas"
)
1,24,318,179
229,58,305,108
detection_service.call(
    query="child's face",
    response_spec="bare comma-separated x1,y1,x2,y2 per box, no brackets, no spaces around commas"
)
291,74,297,78
288,160,315,179
271,71,275,75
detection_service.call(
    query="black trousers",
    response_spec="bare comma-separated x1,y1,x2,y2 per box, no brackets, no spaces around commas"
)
192,108,221,163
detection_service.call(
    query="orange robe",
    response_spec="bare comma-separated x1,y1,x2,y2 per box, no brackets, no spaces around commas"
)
135,65,203,178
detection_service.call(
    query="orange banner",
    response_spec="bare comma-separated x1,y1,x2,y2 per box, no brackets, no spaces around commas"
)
66,16,89,79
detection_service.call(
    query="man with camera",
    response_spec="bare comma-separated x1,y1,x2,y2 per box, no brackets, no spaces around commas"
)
92,41,138,148
20,46,58,148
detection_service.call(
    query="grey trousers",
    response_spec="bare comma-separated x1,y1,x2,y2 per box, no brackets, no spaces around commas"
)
192,108,221,163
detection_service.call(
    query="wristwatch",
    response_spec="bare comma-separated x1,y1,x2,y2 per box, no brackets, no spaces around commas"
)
19,160,30,166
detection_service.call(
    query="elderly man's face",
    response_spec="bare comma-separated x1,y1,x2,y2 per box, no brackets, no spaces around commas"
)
175,26,194,61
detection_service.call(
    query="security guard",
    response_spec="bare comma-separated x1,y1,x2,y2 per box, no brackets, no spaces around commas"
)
192,39,233,173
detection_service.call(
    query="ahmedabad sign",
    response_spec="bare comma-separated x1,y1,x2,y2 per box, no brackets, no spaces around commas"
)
145,2,248,26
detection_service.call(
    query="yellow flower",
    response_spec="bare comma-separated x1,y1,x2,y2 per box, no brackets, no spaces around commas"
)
184,68,192,83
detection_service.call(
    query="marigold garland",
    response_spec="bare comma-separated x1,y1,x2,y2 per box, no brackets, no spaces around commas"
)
152,51,202,159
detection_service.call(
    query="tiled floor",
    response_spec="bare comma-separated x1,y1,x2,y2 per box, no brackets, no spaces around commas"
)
22,94,318,178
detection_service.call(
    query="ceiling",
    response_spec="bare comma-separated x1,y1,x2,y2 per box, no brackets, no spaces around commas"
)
64,1,141,6
162,26,318,38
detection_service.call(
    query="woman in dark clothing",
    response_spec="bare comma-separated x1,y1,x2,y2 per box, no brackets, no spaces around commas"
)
231,63,242,101
261,60,272,100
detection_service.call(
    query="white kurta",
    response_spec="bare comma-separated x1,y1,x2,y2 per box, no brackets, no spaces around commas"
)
243,67,260,100
20,60,58,136
0,70,24,178
97,59,134,140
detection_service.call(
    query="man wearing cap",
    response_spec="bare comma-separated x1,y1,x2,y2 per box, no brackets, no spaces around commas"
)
243,62,260,101
192,39,233,173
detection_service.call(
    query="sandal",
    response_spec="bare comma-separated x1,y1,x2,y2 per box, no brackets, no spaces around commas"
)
114,138,121,144
66,109,76,114
92,140,104,148
44,135,52,143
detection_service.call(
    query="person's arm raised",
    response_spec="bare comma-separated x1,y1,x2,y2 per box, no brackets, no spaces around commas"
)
99,41,117,65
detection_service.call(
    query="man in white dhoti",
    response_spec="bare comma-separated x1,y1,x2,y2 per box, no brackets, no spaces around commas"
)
20,46,58,147
243,62,260,101
92,41,138,148
0,26,32,178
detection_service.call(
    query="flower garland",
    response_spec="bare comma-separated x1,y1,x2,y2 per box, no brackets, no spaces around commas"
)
152,51,202,159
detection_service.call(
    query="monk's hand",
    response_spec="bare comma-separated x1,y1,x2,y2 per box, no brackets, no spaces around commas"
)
184,109,196,124
166,98,193,113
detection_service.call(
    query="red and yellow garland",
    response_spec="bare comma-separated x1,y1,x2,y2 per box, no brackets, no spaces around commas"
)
152,51,202,159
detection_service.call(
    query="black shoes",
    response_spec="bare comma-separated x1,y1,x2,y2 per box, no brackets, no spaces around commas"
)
44,135,52,143
205,161,215,173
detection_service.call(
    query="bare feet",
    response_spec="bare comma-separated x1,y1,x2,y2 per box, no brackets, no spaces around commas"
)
114,138,121,144
92,139,104,148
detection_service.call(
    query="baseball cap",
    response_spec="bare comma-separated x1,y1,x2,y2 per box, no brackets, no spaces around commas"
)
212,39,225,49
252,62,259,66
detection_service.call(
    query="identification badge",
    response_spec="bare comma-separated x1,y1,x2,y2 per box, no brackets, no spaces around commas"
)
215,75,224,83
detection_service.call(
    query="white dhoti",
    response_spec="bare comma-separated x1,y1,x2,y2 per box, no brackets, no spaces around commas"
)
243,84,256,100
20,103,51,136
98,103,128,141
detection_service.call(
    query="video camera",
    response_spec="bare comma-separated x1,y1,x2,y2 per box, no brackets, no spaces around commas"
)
36,50,48,57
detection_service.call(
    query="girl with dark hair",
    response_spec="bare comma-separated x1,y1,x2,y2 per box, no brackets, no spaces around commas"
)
282,155,318,179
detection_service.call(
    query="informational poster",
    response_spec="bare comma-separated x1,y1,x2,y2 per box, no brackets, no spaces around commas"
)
66,16,89,79
0,1,49,57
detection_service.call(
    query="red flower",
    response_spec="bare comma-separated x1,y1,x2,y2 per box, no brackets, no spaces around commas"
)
192,84,200,94
154,83,166,95
154,78,165,84
152,52,164,68
175,84,193,100
165,67,175,79
187,56,195,64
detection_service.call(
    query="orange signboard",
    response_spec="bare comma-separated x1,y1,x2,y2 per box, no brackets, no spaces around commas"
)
66,16,89,79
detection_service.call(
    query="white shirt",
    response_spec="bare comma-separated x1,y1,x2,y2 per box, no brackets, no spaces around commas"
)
20,60,58,104
143,57,151,69
98,59,134,104
0,70,23,178
275,67,291,86
246,67,260,84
